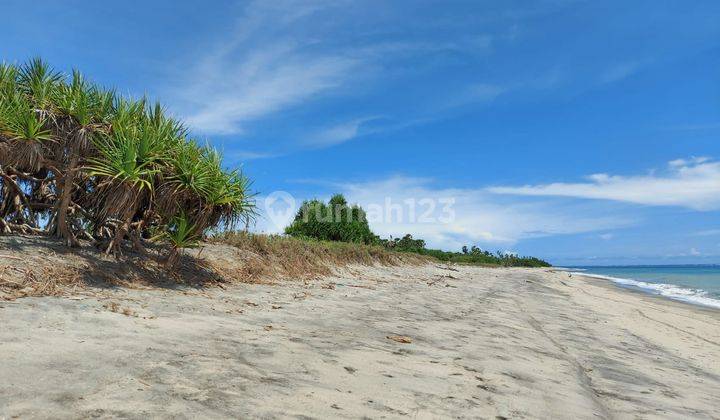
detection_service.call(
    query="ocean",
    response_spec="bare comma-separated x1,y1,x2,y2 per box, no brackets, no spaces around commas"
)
568,265,720,309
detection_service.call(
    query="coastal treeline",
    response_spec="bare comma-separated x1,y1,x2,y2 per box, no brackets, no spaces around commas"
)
0,59,253,263
286,195,550,267
384,235,550,267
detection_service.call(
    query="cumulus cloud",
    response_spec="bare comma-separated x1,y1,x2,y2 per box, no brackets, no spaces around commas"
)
251,176,632,250
337,177,631,250
488,157,720,211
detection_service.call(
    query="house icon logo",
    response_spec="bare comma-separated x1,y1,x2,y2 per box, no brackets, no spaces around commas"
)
264,191,296,229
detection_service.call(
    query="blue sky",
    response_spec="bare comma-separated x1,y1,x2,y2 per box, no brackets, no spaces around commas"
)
2,0,719,265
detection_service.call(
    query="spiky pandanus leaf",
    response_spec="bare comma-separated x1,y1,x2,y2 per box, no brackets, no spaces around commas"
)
17,58,63,111
200,148,255,230
155,141,211,219
153,211,202,268
0,91,53,172
86,133,155,223
155,144,255,239
1,58,257,260
85,101,184,224
0,63,18,97
53,70,110,150
156,211,201,249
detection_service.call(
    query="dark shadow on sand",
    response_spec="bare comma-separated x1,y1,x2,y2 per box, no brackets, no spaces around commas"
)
0,235,227,293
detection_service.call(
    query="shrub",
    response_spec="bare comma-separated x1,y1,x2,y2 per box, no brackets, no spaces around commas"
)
382,233,551,267
285,194,379,245
0,58,254,261
382,234,426,252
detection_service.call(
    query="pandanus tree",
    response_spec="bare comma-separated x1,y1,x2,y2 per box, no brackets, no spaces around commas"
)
0,58,254,265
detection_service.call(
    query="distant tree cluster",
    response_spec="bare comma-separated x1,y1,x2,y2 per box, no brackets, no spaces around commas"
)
284,195,550,267
285,194,379,244
382,234,426,252
382,233,551,267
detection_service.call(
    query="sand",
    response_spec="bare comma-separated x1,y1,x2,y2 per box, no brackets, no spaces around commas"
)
1,263,719,419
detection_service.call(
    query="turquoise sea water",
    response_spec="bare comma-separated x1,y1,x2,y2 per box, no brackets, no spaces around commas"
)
568,265,720,309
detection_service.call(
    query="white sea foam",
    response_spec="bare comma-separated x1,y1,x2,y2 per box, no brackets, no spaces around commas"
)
574,272,720,309
553,267,586,272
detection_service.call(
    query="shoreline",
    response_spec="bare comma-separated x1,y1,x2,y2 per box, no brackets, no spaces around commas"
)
572,270,720,316
1,264,719,418
569,270,720,311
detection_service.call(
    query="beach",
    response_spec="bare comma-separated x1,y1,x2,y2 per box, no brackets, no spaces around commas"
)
1,264,719,419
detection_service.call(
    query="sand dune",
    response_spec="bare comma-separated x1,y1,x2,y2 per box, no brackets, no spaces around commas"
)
1,264,719,419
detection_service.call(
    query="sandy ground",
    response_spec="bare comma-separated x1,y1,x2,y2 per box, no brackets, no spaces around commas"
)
1,263,720,419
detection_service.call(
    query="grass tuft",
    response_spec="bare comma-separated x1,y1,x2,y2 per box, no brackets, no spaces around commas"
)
210,231,430,282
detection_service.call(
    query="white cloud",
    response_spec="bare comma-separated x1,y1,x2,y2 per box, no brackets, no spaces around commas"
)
438,83,508,111
668,156,710,168
169,1,506,138
600,61,642,83
599,233,614,240
183,44,359,134
468,84,507,102
168,1,364,135
489,157,720,211
251,176,632,250
695,229,720,237
228,150,279,161
336,176,632,250
666,122,720,131
306,117,378,147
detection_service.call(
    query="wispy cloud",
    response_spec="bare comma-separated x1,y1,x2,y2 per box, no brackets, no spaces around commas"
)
469,84,507,102
664,122,720,132
227,150,280,161
600,61,642,84
305,117,379,147
489,157,720,211
170,1,364,135
440,83,507,109
183,43,359,135
694,229,720,237
169,0,507,139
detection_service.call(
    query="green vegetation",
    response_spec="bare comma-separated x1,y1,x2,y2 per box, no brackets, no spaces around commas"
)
0,58,549,272
385,234,550,267
284,194,550,267
285,194,379,245
0,58,254,264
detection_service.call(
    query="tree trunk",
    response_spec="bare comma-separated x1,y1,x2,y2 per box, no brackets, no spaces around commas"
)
105,206,135,256
165,247,180,270
53,156,80,247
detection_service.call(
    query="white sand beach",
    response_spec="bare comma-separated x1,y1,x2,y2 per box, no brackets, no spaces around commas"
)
1,263,719,419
